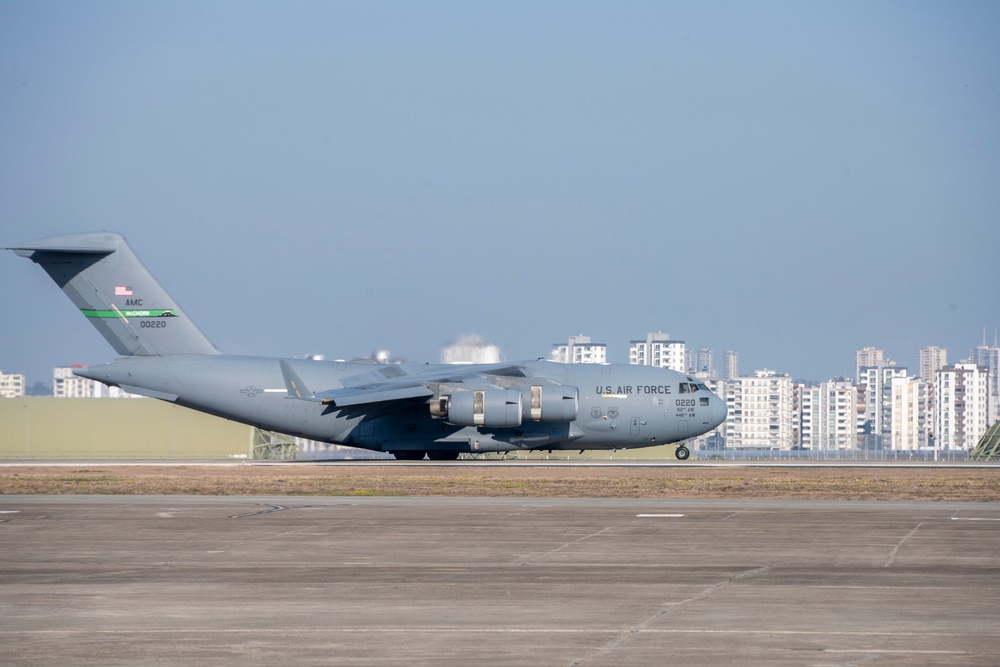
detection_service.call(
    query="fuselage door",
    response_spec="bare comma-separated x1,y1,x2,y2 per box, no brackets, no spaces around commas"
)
630,417,641,435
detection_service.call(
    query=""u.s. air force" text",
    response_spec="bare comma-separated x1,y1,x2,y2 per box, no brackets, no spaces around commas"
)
597,385,673,395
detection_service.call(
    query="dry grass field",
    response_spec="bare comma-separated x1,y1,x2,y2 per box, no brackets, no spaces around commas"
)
1,464,998,501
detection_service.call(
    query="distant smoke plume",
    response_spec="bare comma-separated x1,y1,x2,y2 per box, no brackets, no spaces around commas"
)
441,334,502,364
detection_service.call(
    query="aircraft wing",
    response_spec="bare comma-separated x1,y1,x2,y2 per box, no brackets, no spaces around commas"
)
280,360,529,408
315,383,435,407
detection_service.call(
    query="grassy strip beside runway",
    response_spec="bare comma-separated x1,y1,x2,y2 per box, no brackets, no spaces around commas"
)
1,464,999,501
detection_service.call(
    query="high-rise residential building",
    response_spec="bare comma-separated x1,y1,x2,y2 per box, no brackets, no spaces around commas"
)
724,370,794,449
694,348,714,378
857,363,908,448
628,332,685,373
890,376,928,450
797,379,858,450
0,371,26,398
723,350,739,381
855,347,890,382
970,335,999,425
918,347,948,446
935,363,989,451
919,347,948,383
551,335,607,364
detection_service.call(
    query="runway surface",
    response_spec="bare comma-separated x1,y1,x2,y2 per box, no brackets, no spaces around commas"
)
2,495,1000,666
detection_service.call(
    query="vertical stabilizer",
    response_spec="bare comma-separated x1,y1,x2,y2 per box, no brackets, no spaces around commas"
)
9,232,220,356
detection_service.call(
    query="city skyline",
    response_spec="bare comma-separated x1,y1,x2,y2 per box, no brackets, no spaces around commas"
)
5,328,998,396
2,3,998,388
6,339,995,454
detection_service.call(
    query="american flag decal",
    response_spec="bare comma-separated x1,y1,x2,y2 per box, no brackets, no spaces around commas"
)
115,286,133,296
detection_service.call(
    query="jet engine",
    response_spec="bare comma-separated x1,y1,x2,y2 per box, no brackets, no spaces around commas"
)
432,389,523,427
522,384,579,422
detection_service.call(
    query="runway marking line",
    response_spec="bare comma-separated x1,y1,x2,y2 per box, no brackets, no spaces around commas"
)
824,649,966,655
951,517,1000,521
1,628,978,639
636,514,684,518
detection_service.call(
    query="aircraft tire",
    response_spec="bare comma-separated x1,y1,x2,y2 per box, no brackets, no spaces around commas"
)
675,446,690,461
391,451,426,461
426,451,460,461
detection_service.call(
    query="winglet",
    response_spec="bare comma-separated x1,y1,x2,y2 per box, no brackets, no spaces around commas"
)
279,359,322,402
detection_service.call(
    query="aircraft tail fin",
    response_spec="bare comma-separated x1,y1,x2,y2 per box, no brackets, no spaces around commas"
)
9,231,220,357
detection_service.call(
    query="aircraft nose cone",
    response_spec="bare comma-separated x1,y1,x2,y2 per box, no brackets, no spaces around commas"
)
712,396,728,430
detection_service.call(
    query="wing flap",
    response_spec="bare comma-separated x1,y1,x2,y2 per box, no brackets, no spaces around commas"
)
317,384,434,407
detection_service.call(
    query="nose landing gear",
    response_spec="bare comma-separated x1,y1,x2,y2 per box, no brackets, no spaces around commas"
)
675,445,690,461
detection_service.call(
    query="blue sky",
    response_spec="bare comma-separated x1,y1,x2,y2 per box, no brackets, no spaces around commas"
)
2,1,998,387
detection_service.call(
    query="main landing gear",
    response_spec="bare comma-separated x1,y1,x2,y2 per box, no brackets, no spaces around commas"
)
675,445,690,461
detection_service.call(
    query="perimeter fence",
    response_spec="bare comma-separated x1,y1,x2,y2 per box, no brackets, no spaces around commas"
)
696,448,970,462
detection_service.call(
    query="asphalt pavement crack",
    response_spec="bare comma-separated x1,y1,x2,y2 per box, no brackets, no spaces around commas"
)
570,565,771,666
883,522,924,568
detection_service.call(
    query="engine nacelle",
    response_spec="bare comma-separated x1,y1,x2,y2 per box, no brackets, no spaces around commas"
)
439,389,523,427
522,384,579,422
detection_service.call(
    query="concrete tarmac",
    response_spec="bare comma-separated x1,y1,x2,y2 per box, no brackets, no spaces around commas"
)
2,495,999,666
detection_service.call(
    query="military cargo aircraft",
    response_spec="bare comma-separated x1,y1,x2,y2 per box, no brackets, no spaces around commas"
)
9,232,726,460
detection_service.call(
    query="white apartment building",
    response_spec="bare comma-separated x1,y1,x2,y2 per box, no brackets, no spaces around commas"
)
858,363,908,446
890,376,928,450
934,363,989,451
855,347,889,383
970,341,999,425
628,332,685,373
722,350,739,381
551,335,607,364
693,348,714,378
919,347,947,383
0,371,26,398
918,347,946,445
725,370,794,449
798,380,858,450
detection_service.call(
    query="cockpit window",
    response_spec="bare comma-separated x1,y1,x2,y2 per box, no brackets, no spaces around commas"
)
679,383,689,394
679,382,700,394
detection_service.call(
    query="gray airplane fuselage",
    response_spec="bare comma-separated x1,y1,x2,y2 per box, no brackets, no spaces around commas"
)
78,355,726,454
9,231,726,459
